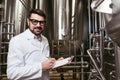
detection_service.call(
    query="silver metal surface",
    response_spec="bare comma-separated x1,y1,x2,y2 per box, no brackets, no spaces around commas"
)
112,0,120,14
106,12,120,80
53,0,72,40
106,13,120,47
87,0,116,80
105,1,120,79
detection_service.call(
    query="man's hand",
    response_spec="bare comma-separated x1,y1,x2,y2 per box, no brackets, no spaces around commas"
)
42,58,56,70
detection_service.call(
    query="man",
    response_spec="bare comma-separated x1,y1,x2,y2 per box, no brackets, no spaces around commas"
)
7,9,56,80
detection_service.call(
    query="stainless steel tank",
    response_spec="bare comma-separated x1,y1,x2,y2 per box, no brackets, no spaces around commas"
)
112,0,120,14
52,0,86,41
105,0,120,80
106,1,120,80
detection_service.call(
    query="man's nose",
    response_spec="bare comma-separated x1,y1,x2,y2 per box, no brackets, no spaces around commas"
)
36,22,42,27
37,22,41,26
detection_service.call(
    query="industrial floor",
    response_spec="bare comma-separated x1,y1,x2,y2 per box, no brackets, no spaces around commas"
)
1,70,81,80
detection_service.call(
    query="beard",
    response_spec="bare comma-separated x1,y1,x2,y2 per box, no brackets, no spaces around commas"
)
30,27,43,36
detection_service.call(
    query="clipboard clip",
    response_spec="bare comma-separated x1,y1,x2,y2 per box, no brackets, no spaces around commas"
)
68,56,74,62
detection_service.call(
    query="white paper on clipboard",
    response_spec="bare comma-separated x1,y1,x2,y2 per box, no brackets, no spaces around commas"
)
53,56,74,68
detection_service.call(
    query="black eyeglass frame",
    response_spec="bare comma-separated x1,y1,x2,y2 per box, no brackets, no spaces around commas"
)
29,19,46,26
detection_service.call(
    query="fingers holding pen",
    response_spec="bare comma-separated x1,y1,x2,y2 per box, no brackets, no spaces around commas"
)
49,58,56,63
48,58,56,68
42,58,56,70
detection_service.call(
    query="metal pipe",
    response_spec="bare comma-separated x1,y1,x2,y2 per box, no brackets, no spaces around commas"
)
35,0,39,9
80,43,85,80
99,13,104,70
94,12,98,32
87,49,106,80
88,0,92,49
71,0,75,40
0,21,2,77
115,45,120,80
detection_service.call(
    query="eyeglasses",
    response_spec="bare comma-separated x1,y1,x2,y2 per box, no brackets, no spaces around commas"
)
29,19,46,26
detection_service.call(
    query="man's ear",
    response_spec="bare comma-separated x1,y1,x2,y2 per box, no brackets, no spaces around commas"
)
27,18,29,26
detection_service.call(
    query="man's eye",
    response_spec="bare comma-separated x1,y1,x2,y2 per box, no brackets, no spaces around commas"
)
33,20,38,23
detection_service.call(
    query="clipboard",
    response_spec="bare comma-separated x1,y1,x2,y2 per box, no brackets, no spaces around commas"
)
53,56,74,68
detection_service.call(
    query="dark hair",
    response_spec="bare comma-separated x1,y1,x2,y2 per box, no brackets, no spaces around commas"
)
28,9,46,19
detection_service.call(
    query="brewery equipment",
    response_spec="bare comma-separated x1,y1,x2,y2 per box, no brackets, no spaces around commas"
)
0,0,119,80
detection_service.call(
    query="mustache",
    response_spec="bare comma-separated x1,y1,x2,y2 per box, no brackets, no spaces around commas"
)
34,27,42,30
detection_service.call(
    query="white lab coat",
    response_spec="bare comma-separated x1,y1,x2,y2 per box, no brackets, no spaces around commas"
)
7,29,50,80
